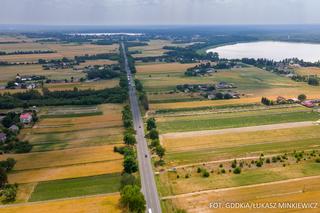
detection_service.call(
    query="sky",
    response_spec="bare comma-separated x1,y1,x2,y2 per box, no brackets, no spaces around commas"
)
1,0,320,26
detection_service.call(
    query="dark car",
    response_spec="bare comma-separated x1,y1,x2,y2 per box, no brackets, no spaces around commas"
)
145,154,148,158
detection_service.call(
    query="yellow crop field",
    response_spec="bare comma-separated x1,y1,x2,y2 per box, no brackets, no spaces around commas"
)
47,43,119,58
8,159,123,183
0,194,121,213
46,79,119,91
169,176,320,213
151,98,261,110
78,59,117,67
0,43,119,63
0,53,63,63
0,145,122,170
136,63,199,74
162,126,320,153
0,42,50,52
0,64,85,84
295,67,320,75
131,40,172,57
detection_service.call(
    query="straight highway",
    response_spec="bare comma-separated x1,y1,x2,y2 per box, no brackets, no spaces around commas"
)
121,42,162,213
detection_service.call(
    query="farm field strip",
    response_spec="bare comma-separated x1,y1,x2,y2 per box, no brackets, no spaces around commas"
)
0,64,85,83
29,173,121,202
161,176,320,213
165,137,320,167
136,63,199,74
0,43,119,62
8,159,123,183
156,105,311,122
0,193,121,213
157,110,319,133
161,175,320,200
1,144,122,171
161,121,315,140
157,160,320,196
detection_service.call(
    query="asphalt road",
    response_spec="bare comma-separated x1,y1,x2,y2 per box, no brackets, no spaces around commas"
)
121,43,162,213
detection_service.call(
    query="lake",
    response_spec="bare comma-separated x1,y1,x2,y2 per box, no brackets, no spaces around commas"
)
206,41,320,62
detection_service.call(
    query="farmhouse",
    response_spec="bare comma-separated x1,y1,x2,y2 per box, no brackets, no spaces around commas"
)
9,125,20,133
0,132,6,143
20,113,33,124
216,82,235,89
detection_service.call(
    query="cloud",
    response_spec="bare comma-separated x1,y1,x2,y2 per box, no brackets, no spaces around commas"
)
0,0,319,25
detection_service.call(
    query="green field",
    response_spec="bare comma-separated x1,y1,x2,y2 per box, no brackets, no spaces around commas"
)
158,110,319,133
29,173,121,201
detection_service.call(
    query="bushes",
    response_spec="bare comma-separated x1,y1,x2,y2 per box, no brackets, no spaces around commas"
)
146,118,156,131
0,184,17,203
123,156,138,174
120,185,146,213
149,129,159,140
122,105,133,129
13,141,32,153
123,133,136,146
233,167,241,174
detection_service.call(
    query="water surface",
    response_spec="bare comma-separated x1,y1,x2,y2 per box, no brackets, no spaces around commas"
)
207,41,320,62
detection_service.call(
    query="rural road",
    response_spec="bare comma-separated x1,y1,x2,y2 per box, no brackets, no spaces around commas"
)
121,43,162,213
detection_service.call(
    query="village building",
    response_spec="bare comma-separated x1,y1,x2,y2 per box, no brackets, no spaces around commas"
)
20,113,33,124
9,125,20,133
0,132,7,143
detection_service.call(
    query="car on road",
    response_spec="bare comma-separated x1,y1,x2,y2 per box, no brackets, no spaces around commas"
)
145,154,148,158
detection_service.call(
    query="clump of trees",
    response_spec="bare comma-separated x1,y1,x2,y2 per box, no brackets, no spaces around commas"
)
86,65,121,80
146,118,166,167
261,97,274,106
135,79,149,111
1,112,33,153
115,104,145,211
0,86,127,109
0,158,17,203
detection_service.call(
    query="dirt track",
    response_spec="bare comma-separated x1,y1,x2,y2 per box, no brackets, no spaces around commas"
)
161,121,316,139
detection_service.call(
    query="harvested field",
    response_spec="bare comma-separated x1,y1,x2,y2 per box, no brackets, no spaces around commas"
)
162,125,319,153
164,176,320,213
19,104,124,151
0,43,119,62
295,67,320,75
136,63,199,74
151,98,262,110
162,125,320,166
29,173,121,201
0,194,121,213
131,40,172,57
77,59,117,67
8,159,123,184
157,161,320,196
1,145,122,171
46,79,119,91
0,64,85,84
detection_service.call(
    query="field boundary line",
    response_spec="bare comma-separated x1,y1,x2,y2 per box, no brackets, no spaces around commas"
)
161,175,320,200
0,192,120,208
161,121,316,139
